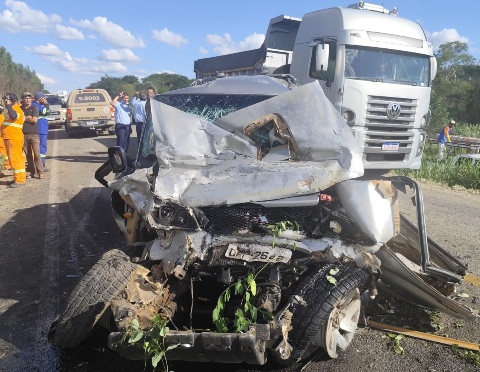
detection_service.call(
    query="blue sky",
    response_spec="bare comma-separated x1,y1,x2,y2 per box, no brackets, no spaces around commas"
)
0,0,475,94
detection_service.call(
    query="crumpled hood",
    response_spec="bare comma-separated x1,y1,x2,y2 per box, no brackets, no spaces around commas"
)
142,81,364,207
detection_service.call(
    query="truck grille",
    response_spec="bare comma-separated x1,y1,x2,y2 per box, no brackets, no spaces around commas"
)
364,96,417,162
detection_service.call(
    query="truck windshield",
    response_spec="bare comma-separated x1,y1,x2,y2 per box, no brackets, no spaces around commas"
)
136,94,273,168
344,46,430,86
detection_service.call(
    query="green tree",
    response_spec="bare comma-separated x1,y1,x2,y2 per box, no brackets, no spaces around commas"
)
122,75,139,85
141,73,194,93
86,73,193,98
0,45,43,96
86,75,136,98
431,41,478,125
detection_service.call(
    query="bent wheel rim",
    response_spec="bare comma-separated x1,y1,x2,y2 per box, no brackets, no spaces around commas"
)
322,288,361,358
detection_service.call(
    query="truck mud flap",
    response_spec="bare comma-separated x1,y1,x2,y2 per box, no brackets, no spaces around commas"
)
376,246,477,320
108,324,272,365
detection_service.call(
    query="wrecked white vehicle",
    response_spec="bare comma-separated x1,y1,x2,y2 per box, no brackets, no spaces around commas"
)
50,76,477,367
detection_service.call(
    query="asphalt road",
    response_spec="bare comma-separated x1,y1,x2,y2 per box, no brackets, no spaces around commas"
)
0,128,479,372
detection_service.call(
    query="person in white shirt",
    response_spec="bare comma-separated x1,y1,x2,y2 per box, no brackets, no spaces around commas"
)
131,91,147,143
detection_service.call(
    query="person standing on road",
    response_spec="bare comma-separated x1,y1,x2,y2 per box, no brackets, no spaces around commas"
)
437,119,455,160
131,91,147,143
1,93,26,188
21,92,44,179
111,92,132,152
145,86,156,119
32,91,50,170
0,104,12,175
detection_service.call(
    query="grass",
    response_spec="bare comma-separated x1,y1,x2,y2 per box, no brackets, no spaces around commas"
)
395,123,480,191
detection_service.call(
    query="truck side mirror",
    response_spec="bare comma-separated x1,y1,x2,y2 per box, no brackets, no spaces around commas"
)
315,43,330,72
108,146,128,174
430,56,437,81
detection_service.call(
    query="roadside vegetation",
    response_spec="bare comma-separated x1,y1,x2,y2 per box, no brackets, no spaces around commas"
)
395,122,480,191
0,46,43,95
86,73,194,99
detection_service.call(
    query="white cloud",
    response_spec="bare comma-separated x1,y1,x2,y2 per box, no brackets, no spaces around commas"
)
71,16,145,48
198,46,208,54
100,48,141,62
54,24,85,40
151,28,188,48
30,43,64,57
429,28,469,50
0,0,61,33
30,43,128,74
37,73,57,86
205,32,264,55
88,61,128,74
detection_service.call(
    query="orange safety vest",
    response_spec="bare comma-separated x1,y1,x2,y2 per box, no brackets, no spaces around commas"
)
1,103,25,140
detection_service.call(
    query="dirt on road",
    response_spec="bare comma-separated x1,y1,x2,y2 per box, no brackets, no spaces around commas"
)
0,128,479,372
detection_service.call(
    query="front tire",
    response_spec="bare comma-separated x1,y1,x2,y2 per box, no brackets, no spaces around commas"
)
288,264,372,361
51,249,138,348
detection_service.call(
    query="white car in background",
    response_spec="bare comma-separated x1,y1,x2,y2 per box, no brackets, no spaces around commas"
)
45,94,67,128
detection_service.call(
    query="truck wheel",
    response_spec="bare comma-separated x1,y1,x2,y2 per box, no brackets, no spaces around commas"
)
51,249,138,348
288,264,371,361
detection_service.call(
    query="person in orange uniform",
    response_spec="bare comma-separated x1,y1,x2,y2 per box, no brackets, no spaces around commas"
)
1,93,26,187
0,122,9,173
0,105,12,172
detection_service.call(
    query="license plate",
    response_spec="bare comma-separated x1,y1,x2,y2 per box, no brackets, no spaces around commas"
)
86,120,99,125
47,116,59,120
381,142,399,151
225,244,292,263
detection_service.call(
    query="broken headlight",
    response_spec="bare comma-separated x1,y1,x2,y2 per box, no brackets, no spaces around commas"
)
152,203,197,228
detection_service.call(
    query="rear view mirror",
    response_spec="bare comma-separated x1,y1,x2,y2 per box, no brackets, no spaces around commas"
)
108,146,128,174
315,43,330,72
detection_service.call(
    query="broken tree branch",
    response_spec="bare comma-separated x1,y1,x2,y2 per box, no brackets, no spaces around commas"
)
367,319,480,351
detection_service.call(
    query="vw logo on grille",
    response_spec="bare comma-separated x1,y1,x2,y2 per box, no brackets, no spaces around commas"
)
386,102,401,120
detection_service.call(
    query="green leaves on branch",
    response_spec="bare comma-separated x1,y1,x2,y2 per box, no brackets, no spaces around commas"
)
267,220,301,248
122,315,178,371
385,333,405,355
268,220,300,237
326,267,340,286
213,270,271,333
451,344,480,366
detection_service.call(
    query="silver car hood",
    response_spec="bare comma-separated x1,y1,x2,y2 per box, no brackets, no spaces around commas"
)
147,81,363,207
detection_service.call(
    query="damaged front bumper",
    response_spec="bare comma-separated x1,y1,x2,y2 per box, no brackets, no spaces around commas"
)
108,325,272,364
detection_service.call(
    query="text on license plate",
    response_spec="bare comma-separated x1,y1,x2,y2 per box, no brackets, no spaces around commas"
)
381,142,399,151
225,244,292,263
87,120,99,125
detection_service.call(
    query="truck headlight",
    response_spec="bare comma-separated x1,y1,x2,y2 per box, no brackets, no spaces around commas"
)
421,111,431,128
341,108,355,125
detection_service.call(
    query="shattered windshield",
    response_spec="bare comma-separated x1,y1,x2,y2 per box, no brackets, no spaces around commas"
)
136,94,274,168
156,94,272,122
345,46,430,86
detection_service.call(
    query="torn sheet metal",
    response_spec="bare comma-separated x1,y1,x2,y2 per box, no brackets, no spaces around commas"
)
109,168,155,218
148,81,364,207
335,179,400,243
376,246,477,320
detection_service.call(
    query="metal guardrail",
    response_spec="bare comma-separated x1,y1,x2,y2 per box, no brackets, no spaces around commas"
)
427,136,480,154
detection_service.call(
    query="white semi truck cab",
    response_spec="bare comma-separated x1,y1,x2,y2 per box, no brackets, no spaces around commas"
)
194,2,437,170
